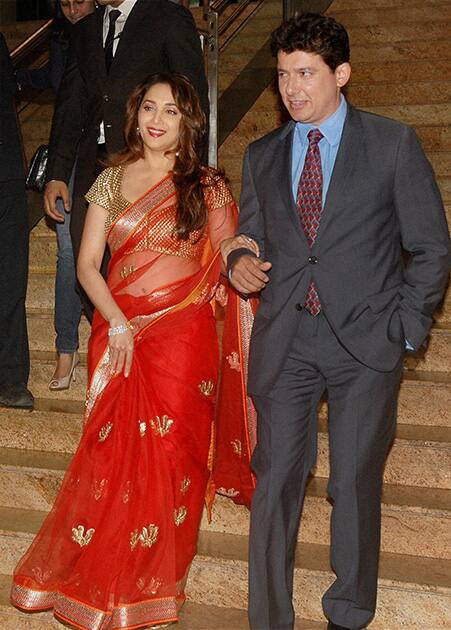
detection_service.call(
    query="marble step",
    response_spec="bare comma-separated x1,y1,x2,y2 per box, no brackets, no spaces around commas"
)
191,533,451,629
203,479,451,560
350,59,451,84
0,573,325,630
0,420,448,514
330,5,451,26
0,372,448,457
348,40,451,63
337,22,451,46
348,80,451,106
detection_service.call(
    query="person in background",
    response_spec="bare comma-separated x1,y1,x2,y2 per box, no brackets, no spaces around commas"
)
43,0,209,321
11,72,250,630
17,0,96,391
0,33,34,409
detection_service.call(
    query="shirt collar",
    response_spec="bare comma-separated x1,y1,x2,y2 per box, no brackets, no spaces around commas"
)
295,95,347,147
105,0,138,20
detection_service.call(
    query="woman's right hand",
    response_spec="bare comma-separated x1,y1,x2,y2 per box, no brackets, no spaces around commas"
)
108,320,134,378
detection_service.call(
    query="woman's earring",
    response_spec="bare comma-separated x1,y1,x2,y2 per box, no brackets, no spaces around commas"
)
136,127,141,135
175,150,180,157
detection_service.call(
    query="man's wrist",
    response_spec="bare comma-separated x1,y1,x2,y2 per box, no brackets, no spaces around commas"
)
227,247,257,277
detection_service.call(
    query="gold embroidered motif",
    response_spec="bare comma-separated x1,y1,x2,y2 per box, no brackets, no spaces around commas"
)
31,567,52,584
231,439,242,457
130,524,159,551
139,420,147,437
150,414,173,437
120,265,135,279
174,506,187,526
72,525,95,548
136,576,163,596
91,479,108,501
199,380,214,397
227,351,241,371
66,476,80,492
98,421,113,442
215,284,228,307
122,481,132,504
217,487,240,498
180,476,191,494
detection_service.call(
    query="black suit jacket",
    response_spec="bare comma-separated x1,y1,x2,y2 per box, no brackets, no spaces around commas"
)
0,32,25,183
46,0,208,253
231,105,450,395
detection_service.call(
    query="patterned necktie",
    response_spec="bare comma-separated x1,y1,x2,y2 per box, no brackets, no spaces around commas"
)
105,9,121,73
296,128,323,316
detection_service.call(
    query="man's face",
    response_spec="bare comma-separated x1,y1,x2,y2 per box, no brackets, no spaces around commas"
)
277,49,350,125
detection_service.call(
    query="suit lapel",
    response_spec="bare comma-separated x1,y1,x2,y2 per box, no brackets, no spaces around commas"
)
110,0,150,76
90,7,107,85
272,123,308,243
315,105,363,241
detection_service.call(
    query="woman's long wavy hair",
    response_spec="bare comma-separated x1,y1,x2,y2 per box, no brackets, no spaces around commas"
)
107,73,209,240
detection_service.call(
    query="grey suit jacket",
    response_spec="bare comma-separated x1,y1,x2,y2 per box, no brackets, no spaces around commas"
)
232,105,450,395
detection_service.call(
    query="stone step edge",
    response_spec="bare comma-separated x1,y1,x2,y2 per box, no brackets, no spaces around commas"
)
198,532,451,592
1,515,450,592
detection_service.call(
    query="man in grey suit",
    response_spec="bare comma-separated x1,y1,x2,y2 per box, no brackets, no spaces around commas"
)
224,13,450,630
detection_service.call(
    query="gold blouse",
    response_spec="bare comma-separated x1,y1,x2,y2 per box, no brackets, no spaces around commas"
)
85,165,233,261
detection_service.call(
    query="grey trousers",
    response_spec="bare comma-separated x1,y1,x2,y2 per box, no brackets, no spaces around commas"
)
248,310,403,630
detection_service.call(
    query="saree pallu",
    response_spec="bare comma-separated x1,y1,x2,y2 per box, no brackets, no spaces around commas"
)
11,176,254,630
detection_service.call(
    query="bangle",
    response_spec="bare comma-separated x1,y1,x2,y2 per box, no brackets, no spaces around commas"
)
108,322,132,337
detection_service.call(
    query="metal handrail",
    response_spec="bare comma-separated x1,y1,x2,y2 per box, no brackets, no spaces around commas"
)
10,19,53,65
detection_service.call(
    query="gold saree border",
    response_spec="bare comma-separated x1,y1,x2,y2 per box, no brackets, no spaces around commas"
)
11,580,187,629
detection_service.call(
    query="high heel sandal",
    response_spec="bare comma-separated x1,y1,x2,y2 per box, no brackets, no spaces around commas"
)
48,352,79,391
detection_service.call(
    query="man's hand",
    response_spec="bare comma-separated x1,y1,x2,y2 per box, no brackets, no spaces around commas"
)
44,180,70,222
220,234,260,266
230,255,272,294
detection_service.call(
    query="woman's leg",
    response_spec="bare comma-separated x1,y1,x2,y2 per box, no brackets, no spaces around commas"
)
52,175,82,381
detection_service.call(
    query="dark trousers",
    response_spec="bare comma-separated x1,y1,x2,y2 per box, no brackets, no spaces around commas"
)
70,145,110,323
0,180,30,384
248,310,403,630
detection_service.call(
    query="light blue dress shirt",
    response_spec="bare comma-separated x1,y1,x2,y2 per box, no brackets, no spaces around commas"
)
291,95,347,204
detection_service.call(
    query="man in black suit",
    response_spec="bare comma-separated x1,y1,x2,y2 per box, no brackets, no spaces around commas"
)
0,33,33,409
224,13,450,630
44,0,208,308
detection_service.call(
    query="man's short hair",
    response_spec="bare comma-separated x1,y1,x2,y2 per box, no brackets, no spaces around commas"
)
270,13,350,71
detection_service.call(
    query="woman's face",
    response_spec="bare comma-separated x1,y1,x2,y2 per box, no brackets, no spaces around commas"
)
60,0,95,24
137,83,182,156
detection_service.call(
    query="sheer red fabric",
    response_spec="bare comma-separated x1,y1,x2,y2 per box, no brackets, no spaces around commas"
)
11,173,255,629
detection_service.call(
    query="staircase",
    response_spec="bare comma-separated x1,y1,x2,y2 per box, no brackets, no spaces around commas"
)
1,0,450,628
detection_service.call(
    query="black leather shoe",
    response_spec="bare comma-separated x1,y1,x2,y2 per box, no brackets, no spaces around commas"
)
0,383,34,409
328,622,366,630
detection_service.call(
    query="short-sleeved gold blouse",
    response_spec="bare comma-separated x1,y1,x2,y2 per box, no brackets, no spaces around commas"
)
85,165,233,262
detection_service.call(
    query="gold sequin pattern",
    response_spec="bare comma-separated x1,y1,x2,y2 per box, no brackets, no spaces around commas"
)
98,421,113,442
10,582,56,611
130,524,159,550
150,414,174,437
71,525,95,547
174,506,187,526
199,379,214,397
180,476,191,494
85,166,129,233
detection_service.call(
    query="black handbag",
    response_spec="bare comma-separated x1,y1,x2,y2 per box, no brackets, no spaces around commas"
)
26,144,49,192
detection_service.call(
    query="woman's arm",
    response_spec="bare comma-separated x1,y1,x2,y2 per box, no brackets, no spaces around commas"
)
77,203,134,377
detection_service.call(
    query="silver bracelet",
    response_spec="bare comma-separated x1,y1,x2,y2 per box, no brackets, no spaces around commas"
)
108,323,131,337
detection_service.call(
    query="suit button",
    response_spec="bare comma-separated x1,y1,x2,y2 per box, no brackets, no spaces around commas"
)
295,303,303,311
103,94,109,102
308,256,318,264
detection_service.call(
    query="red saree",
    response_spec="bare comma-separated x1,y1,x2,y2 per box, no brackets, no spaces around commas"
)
11,171,255,629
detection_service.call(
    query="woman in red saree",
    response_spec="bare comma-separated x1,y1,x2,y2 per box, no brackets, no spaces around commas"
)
11,74,254,629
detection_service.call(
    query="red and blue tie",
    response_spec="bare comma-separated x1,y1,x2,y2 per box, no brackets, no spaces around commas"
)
296,128,323,316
